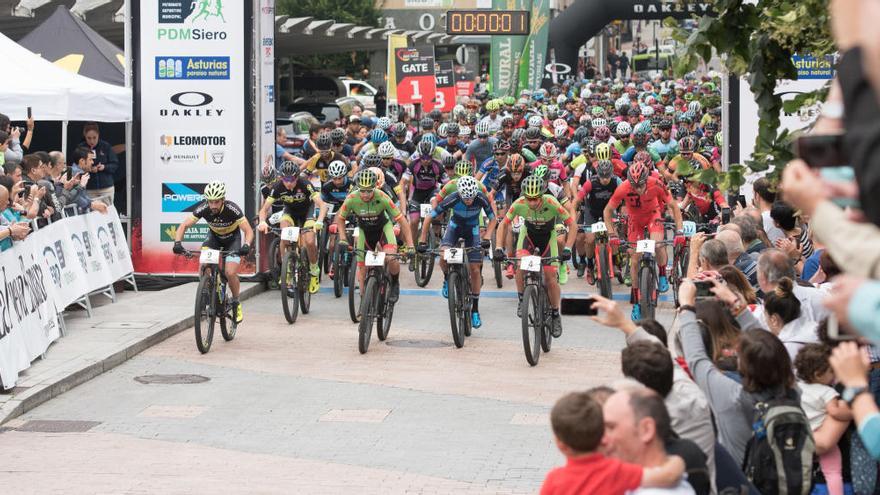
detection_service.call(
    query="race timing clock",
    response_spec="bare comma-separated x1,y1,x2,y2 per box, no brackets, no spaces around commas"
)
445,10,530,36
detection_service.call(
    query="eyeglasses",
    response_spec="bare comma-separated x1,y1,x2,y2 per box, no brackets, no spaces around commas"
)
281,176,297,182
477,134,489,139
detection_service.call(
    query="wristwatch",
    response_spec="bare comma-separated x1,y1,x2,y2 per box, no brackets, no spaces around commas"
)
842,386,869,406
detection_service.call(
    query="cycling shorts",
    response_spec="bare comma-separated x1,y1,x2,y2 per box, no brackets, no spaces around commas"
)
356,221,397,264
626,212,664,243
408,189,435,216
441,220,482,263
281,214,316,231
515,229,559,275
203,230,241,263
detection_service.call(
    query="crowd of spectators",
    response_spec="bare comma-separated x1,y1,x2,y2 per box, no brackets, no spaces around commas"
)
0,114,111,252
540,0,880,493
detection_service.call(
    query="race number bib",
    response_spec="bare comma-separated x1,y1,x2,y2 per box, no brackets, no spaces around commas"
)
444,248,464,264
511,216,524,233
268,211,283,225
365,251,386,266
636,239,656,253
281,227,300,242
591,222,607,234
520,255,542,272
420,204,433,217
199,249,220,265
682,221,697,237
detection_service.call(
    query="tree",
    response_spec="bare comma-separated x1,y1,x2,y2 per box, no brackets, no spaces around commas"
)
667,0,834,188
277,0,380,75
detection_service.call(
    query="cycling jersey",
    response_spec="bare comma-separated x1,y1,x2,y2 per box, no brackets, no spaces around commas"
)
529,160,568,184
649,139,679,160
491,170,527,203
621,146,661,164
504,194,573,235
437,139,467,155
392,140,416,160
304,151,350,182
432,190,495,226
321,178,353,207
190,200,245,239
578,177,620,221
667,153,711,175
606,176,670,219
478,156,504,190
408,157,446,191
265,180,318,220
338,189,402,230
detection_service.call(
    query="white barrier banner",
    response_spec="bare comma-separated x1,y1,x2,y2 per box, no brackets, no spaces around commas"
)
0,207,133,387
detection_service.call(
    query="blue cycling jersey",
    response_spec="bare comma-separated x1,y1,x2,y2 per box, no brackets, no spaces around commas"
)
649,138,679,160
431,190,495,226
478,157,502,188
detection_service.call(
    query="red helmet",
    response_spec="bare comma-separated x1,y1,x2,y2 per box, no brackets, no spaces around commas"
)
628,161,649,187
634,151,653,166
593,125,611,142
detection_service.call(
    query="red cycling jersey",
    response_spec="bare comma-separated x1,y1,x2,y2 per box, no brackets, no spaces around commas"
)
687,188,726,215
607,176,670,218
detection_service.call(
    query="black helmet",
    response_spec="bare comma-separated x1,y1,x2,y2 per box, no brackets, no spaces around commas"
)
524,127,541,140
329,127,345,144
362,152,382,168
392,122,407,137
420,117,434,129
429,109,442,121
446,123,460,136
316,132,332,151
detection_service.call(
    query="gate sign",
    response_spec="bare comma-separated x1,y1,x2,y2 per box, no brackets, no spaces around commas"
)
425,60,455,113
395,46,437,106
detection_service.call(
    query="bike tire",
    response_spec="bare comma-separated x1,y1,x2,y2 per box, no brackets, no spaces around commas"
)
377,278,394,341
491,235,503,288
358,276,378,354
332,243,344,298
521,285,541,366
319,227,330,276
194,271,215,354
597,243,613,299
541,292,553,352
447,271,465,348
280,250,299,324
268,237,281,290
348,260,360,323
639,264,657,320
298,247,312,314
672,247,683,307
219,282,236,341
461,268,472,338
414,228,436,287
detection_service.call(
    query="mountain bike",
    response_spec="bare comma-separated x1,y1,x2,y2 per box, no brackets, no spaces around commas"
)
664,220,704,307
264,211,284,290
510,251,561,367
354,249,408,354
412,203,442,287
430,243,485,348
589,221,615,299
274,226,313,324
330,220,356,299
317,205,337,277
181,249,238,354
621,237,672,321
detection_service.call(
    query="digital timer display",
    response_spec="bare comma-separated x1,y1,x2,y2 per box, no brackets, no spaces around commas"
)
445,10,530,36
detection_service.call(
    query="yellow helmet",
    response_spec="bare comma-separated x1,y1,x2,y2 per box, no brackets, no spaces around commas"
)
522,175,544,198
595,142,612,161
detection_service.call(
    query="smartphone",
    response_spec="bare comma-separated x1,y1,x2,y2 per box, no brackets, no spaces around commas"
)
827,314,858,342
27,107,31,119
694,280,714,299
796,133,848,168
561,296,598,316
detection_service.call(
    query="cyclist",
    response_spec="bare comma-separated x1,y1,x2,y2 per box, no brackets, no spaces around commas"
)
357,129,389,160
661,134,715,180
173,181,254,324
679,170,730,224
532,142,570,197
595,142,628,179
335,169,414,302
476,140,511,201
648,119,678,162
329,128,354,161
418,176,495,327
496,175,576,337
318,160,353,278
570,160,621,282
257,161,327,294
612,122,633,156
390,122,415,161
602,161,685,320
437,123,466,160
378,141,408,184
621,131,661,164
465,121,497,167
406,139,447,245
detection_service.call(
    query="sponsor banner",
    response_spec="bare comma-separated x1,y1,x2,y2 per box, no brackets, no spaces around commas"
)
792,55,835,80
139,0,246,274
455,80,476,98
490,0,531,96
258,0,276,223
394,46,437,106
0,207,133,388
160,223,210,243
387,34,410,102
425,60,456,113
155,56,230,80
517,0,549,91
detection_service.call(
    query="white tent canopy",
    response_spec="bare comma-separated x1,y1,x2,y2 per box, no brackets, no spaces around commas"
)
0,31,131,122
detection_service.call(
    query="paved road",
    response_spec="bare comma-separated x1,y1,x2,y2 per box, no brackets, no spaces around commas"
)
1,270,676,494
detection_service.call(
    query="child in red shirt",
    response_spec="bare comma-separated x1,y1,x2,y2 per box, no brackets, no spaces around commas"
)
540,391,685,495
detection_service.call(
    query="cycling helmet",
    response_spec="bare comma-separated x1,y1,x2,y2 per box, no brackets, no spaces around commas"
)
524,127,541,140
533,164,550,179
585,138,599,156
634,151,653,166
486,100,501,112
466,113,478,125
591,106,604,117
417,139,435,157
595,142,612,161
459,125,471,137
457,176,480,200
553,118,568,130
261,163,276,182
676,128,691,141
279,161,299,178
454,160,473,177
591,117,607,128
421,133,437,145
627,161,648,187
715,133,723,147
475,121,491,137
703,121,718,132
616,122,632,137
678,135,697,153
687,101,702,114
508,153,525,173
446,123,460,136
665,105,675,115
546,105,559,120
632,132,649,148
522,175,544,198
539,142,558,159
642,106,655,117
527,115,543,128
682,111,696,123
504,96,516,106
573,126,590,144
316,132,332,151
362,152,382,168
377,117,392,131
554,126,569,140
442,155,456,169
392,122,407,137
357,169,377,190
328,160,347,179
369,129,388,144
378,141,397,158
329,127,346,145
420,117,434,129
437,123,448,139
511,128,526,143
596,160,614,179
493,140,511,154
203,180,227,200
593,126,611,142
629,105,642,116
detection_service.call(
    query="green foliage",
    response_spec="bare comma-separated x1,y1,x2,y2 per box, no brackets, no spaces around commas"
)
667,0,833,187
277,0,379,74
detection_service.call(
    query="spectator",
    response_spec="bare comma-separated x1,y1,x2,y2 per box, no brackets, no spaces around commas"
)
731,214,765,259
830,342,880,460
0,130,7,167
346,115,363,147
718,264,759,305
3,161,22,183
0,112,32,166
607,47,621,79
540,391,686,494
763,277,820,360
374,87,387,118
78,123,118,202
46,151,106,214
716,229,758,287
618,51,630,80
275,128,304,169
770,200,814,264
0,184,31,250
687,234,726,277
751,178,786,245
756,248,829,322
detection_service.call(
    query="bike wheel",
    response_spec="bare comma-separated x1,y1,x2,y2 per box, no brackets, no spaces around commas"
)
318,227,330,276
616,253,627,284
268,237,282,290
597,243,613,299
348,260,360,323
521,285,541,366
540,292,553,353
219,282,236,341
415,227,436,287
298,247,311,314
461,269,472,338
672,248,683,307
639,264,657,320
332,243,344,298
358,276,378,354
280,250,299,324
377,278,394,341
447,271,465,348
193,272,215,354
491,235,503,288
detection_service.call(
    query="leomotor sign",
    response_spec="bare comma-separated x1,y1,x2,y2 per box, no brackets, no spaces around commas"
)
394,46,437,106
138,0,247,274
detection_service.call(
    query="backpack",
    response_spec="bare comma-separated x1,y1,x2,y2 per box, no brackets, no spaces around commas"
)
742,396,815,495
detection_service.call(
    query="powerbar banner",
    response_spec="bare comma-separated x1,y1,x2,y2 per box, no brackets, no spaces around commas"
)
394,46,437,106
0,207,133,388
136,0,248,274
490,0,531,96
518,0,549,91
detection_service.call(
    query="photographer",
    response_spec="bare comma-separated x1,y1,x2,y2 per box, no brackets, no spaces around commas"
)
77,124,118,203
0,182,30,251
47,150,106,215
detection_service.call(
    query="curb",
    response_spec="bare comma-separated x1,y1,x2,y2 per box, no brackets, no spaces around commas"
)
0,283,265,426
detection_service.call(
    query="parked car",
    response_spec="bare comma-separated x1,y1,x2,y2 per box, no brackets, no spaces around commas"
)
338,77,378,111
276,111,318,155
290,74,378,112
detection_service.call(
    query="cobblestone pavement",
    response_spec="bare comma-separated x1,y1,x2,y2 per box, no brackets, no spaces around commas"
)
1,273,677,494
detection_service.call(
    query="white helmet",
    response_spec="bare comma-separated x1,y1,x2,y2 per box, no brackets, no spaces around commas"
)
553,118,568,130
591,117,607,128
452,104,465,117
437,122,448,139
377,117,392,131
459,125,471,137
527,115,543,128
539,142,558,159
203,180,226,200
378,141,397,159
642,106,654,117
554,126,568,139
474,121,490,136
328,160,347,179
457,175,479,200
688,101,702,114
616,122,632,136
